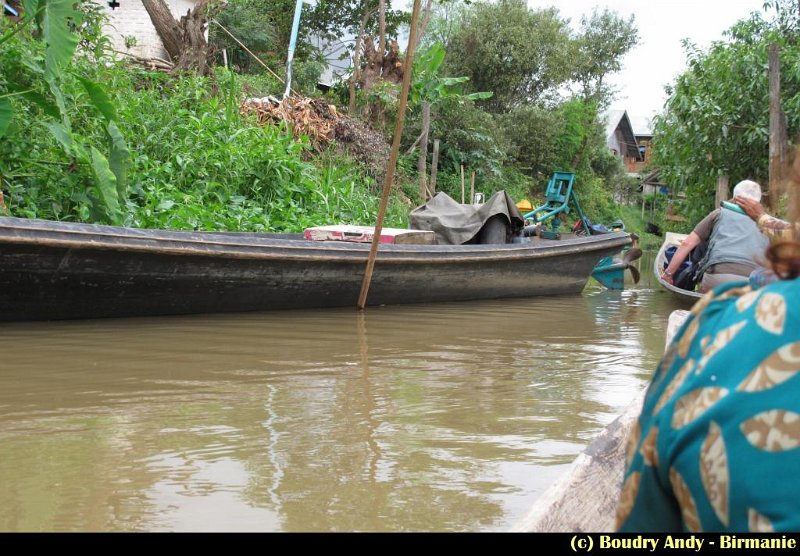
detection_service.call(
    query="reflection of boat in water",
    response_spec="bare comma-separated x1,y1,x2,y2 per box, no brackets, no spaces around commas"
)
653,232,703,301
0,216,632,322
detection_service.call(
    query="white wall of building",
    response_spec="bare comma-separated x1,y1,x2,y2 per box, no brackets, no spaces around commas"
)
97,0,198,60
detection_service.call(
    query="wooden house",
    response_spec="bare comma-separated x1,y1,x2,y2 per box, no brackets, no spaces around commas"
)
604,110,642,172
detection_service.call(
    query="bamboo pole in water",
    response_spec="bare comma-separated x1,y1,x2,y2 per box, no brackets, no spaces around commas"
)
357,0,422,310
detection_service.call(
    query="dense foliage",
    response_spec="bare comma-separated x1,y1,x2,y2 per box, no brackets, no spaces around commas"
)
444,0,573,113
0,2,407,231
652,0,800,223
394,2,636,222
1,0,645,235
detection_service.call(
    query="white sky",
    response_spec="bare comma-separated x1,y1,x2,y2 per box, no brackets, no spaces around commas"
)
526,0,768,133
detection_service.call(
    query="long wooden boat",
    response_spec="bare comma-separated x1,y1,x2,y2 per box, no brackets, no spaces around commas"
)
653,232,703,301
0,216,632,322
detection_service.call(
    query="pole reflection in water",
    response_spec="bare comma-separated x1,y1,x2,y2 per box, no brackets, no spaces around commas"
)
0,283,687,531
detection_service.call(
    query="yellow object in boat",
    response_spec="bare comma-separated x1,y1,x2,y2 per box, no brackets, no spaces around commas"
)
516,199,533,212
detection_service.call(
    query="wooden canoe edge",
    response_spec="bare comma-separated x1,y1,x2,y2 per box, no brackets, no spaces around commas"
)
653,233,703,300
510,310,690,532
509,388,645,532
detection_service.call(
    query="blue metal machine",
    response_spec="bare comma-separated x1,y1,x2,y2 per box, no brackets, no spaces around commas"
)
522,172,592,239
521,171,640,289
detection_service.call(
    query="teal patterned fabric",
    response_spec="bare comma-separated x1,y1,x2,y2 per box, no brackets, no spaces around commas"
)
616,277,800,532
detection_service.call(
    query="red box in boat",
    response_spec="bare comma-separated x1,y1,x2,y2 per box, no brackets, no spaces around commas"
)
303,225,435,245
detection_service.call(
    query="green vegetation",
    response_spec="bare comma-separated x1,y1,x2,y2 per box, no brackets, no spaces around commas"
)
404,0,638,224
618,204,667,251
0,1,407,231
6,0,795,244
653,0,800,225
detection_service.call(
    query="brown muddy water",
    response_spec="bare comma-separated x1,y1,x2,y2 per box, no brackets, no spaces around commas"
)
0,262,692,531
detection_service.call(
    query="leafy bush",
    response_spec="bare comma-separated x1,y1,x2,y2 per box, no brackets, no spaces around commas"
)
497,105,563,180
1,12,404,232
427,97,506,179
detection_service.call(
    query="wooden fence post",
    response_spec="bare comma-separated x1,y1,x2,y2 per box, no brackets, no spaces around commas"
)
715,176,729,207
430,139,439,196
470,172,475,204
460,165,465,204
418,101,430,201
768,43,788,210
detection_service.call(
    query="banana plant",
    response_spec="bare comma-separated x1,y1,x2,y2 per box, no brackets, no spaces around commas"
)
409,42,492,108
0,0,130,224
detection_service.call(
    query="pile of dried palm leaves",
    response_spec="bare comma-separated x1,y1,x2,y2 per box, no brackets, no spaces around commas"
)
241,96,339,149
242,95,391,180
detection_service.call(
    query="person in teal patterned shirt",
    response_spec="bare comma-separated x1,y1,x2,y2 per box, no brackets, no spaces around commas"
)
617,158,800,532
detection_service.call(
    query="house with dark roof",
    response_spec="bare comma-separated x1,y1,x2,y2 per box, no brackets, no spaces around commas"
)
604,110,642,172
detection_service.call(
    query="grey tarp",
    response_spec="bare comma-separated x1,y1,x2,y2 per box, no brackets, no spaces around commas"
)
408,191,525,245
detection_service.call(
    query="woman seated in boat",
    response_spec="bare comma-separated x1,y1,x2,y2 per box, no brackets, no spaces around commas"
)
735,195,798,241
733,194,799,287
661,180,769,292
616,156,800,532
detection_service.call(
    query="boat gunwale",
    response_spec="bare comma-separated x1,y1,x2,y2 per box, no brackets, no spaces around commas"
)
0,217,632,264
653,232,703,299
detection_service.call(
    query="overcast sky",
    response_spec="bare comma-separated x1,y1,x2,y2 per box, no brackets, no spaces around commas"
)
525,0,768,133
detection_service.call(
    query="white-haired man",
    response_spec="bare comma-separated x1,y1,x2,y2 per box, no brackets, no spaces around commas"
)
662,180,770,292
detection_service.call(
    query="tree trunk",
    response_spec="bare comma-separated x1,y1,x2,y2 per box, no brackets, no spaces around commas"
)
378,0,386,56
348,7,374,114
142,0,216,75
142,0,183,60
416,0,435,47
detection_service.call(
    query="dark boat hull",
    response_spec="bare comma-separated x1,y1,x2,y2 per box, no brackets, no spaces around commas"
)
0,217,632,321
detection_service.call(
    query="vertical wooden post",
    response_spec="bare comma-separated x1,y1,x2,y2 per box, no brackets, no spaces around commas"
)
430,139,439,195
222,48,228,68
418,101,430,201
715,176,729,207
768,43,788,210
460,164,465,204
470,172,475,204
357,0,422,310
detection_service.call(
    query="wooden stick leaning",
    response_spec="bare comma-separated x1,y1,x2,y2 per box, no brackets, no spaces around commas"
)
211,20,288,88
357,0,423,311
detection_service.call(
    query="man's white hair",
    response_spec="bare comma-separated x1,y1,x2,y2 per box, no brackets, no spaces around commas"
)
733,179,762,202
